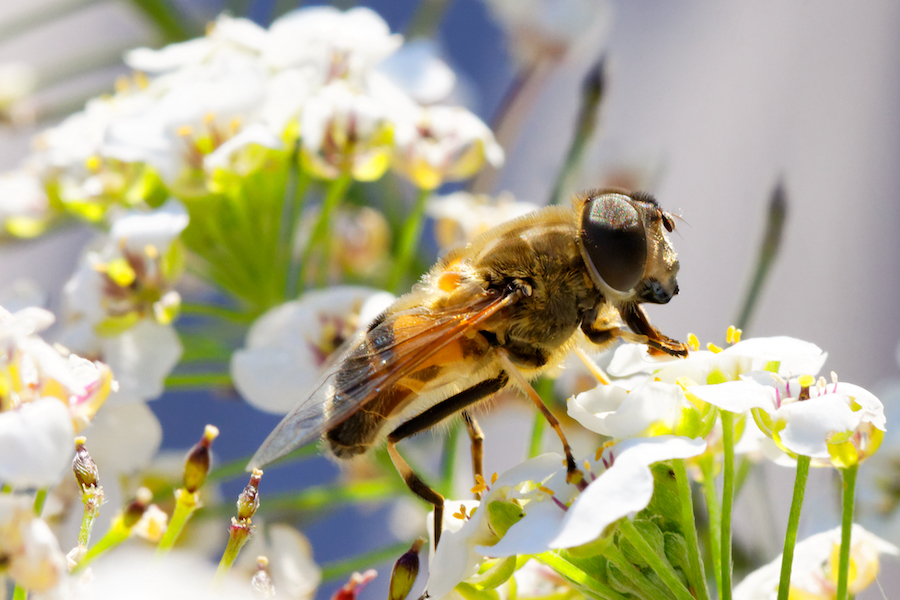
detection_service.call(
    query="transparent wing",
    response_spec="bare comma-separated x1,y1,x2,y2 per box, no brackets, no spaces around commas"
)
248,283,517,469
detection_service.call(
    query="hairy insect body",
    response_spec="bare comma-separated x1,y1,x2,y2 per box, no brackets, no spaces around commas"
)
251,189,687,549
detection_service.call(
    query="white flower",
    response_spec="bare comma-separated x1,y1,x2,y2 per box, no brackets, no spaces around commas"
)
102,55,270,193
426,192,540,251
237,523,321,600
0,170,52,238
425,436,706,599
734,525,898,600
607,336,827,383
0,62,37,111
231,287,395,414
299,80,394,181
0,398,74,488
0,495,67,593
0,306,114,440
262,6,402,84
125,14,267,73
392,105,504,190
568,379,711,439
376,39,456,105
690,373,885,467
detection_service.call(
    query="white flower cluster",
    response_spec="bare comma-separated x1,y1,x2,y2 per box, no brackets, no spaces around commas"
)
0,7,503,237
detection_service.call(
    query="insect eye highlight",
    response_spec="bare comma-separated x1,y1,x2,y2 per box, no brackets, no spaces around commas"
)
579,193,648,292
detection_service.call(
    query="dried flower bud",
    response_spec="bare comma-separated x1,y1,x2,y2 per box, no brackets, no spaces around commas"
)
184,424,219,493
237,469,263,520
389,538,423,600
251,556,275,598
122,487,153,528
73,437,99,490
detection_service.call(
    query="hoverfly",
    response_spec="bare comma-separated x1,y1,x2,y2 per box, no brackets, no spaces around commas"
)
249,189,688,549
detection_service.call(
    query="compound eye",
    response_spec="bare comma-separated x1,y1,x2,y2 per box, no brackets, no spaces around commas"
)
580,193,647,292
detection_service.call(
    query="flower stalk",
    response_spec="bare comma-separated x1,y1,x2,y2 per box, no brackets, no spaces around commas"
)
835,463,859,600
388,187,431,293
720,410,735,600
672,460,710,600
216,469,263,581
776,455,810,600
158,425,219,554
618,519,695,600
298,173,353,290
75,488,152,572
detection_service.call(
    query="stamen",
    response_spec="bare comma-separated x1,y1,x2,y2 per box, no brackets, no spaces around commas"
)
797,374,814,401
133,71,149,89
550,496,569,512
203,112,217,125
726,325,736,344
177,125,194,137
687,333,700,352
538,485,555,496
831,371,839,393
707,342,723,354
490,473,498,485
595,440,614,462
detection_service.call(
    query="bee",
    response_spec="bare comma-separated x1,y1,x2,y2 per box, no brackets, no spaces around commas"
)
249,189,688,549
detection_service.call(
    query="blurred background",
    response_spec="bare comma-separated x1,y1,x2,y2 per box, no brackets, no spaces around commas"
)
1,0,899,597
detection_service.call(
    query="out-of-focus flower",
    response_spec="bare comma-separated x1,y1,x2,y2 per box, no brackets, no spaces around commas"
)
60,201,186,405
262,6,401,85
0,306,114,486
425,436,706,599
0,62,37,124
125,14,267,73
231,287,394,414
426,192,540,251
331,206,392,278
734,524,898,600
483,0,613,66
0,495,67,593
392,105,504,190
238,523,321,600
103,56,271,196
51,548,261,600
299,81,394,181
0,170,52,238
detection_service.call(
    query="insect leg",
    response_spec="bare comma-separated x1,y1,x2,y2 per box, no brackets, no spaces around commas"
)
461,411,484,499
387,373,509,549
494,350,583,487
620,304,689,357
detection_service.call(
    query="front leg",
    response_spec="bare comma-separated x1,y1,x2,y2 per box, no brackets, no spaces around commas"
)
620,304,689,357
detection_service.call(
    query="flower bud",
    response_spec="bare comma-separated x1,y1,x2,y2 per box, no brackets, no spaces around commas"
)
73,437,99,490
332,569,377,600
184,424,219,493
122,487,153,528
389,538,423,600
237,469,263,520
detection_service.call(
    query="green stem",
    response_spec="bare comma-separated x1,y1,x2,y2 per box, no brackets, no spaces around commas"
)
673,460,710,600
78,487,103,549
157,490,200,554
529,377,554,458
74,519,131,573
720,411,735,600
320,541,413,582
735,182,787,332
405,0,455,39
835,464,858,600
603,543,672,599
439,420,462,497
216,525,251,581
538,552,628,600
776,455,810,600
12,585,27,600
127,0,197,42
298,174,353,290
548,58,605,206
699,457,722,593
33,488,48,515
733,456,753,500
618,520,695,600
164,373,232,389
179,302,254,323
284,167,311,300
388,188,432,293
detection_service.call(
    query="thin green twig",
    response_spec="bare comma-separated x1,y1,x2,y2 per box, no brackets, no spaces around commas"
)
549,57,605,206
673,460,711,600
388,187,431,293
720,411,735,600
735,181,787,332
776,455,810,600
320,541,412,582
835,464,858,600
